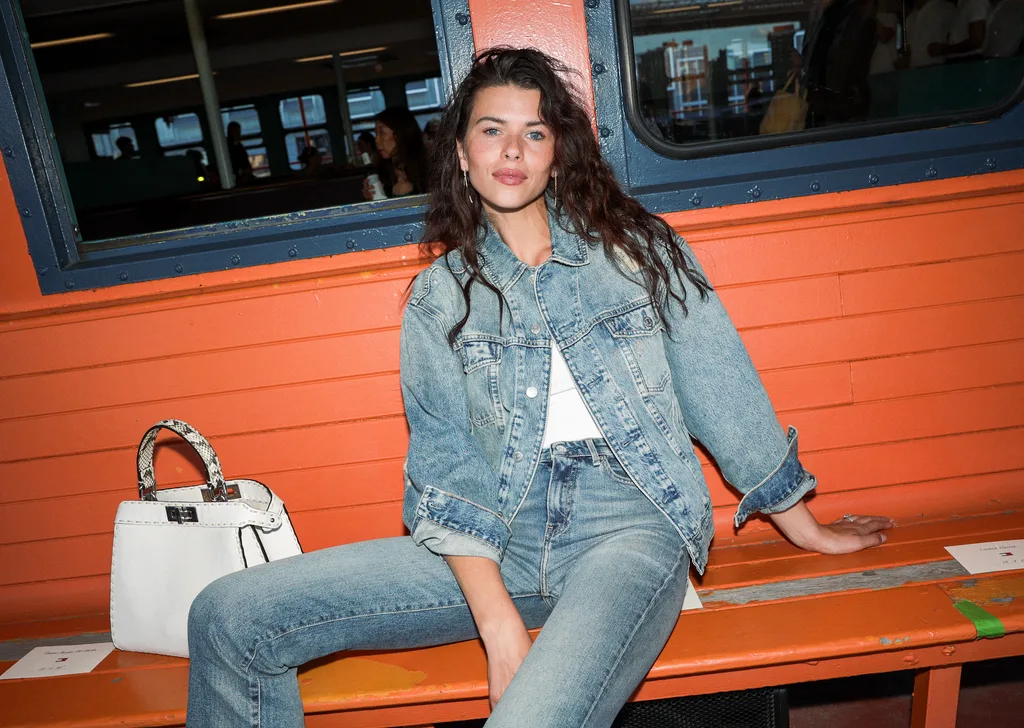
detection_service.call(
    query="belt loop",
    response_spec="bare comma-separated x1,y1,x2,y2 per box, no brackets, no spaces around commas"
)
584,438,601,467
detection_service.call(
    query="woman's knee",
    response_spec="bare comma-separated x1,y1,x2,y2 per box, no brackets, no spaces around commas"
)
188,571,260,660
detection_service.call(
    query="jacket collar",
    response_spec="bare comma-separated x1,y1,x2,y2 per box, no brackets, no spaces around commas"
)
476,201,590,292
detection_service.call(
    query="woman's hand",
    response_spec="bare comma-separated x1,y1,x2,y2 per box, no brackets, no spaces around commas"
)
770,501,894,554
361,177,374,201
480,617,534,709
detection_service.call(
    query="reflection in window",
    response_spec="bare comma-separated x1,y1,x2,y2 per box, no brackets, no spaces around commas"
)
24,0,444,244
626,0,1024,149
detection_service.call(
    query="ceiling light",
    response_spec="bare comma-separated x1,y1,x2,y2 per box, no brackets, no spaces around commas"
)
125,73,206,88
295,46,388,62
30,32,113,49
215,0,337,20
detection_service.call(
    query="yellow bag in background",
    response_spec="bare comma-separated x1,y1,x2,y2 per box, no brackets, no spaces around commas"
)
759,73,808,135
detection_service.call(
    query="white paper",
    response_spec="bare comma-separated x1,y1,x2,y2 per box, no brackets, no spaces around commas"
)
682,577,703,611
0,642,114,680
945,539,1024,575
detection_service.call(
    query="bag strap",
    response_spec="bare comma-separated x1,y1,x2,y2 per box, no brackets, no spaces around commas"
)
137,419,228,502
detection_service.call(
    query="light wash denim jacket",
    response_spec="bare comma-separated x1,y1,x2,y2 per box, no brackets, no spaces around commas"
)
400,208,816,573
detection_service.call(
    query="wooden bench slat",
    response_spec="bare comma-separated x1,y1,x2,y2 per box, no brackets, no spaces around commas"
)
3,567,1020,728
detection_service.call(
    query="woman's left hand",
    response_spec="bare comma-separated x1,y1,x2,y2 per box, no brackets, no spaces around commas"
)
770,501,894,555
807,514,895,554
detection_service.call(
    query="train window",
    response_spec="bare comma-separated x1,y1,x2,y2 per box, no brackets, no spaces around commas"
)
90,123,138,159
623,0,1024,154
13,0,457,277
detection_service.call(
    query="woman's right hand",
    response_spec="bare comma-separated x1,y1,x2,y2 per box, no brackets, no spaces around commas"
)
361,177,374,201
481,617,534,709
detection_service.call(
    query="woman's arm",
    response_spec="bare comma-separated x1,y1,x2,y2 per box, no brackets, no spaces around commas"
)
445,555,533,708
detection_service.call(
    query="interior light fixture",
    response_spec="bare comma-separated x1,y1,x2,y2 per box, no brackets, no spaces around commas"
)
295,46,388,63
30,32,114,49
215,0,337,20
125,72,208,88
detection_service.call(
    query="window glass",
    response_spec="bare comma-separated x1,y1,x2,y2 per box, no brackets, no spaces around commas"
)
156,113,204,149
278,95,328,129
405,77,445,111
22,0,444,245
626,0,1024,150
91,123,138,158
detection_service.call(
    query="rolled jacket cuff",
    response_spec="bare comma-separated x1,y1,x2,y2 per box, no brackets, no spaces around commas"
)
412,520,502,563
412,484,511,560
733,426,817,528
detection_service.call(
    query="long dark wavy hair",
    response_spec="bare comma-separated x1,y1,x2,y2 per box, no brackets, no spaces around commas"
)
423,47,710,343
375,106,429,195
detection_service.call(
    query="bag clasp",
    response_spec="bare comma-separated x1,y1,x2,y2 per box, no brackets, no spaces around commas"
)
165,506,199,524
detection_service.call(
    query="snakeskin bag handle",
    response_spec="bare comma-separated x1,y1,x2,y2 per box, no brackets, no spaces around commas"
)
136,419,229,502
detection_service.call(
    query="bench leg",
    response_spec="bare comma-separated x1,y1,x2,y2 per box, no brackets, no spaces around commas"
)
911,665,962,728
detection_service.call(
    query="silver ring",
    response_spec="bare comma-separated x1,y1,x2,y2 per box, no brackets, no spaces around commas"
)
844,513,856,522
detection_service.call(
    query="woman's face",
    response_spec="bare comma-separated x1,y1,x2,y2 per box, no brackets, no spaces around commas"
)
457,85,555,215
375,121,397,159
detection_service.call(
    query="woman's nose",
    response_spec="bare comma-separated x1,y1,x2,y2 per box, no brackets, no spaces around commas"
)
503,138,522,161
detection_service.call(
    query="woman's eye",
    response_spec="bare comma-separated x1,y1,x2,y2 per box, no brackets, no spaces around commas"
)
483,127,501,136
527,131,546,141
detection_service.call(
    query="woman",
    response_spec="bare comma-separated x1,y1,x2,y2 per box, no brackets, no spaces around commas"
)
186,48,892,727
363,106,429,198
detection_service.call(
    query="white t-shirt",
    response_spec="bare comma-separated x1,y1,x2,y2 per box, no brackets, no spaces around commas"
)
540,343,603,448
907,0,957,67
870,12,900,74
948,0,991,46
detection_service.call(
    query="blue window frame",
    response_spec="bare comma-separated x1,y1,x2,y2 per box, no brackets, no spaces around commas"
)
0,0,474,294
585,0,1024,214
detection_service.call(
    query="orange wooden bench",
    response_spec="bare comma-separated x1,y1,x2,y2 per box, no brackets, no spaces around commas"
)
2,483,1022,728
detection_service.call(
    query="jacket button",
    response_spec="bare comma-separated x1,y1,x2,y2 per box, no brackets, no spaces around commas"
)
530,323,541,334
643,316,654,329
526,386,538,398
513,451,524,462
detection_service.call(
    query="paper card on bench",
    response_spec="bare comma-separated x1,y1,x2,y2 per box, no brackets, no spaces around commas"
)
0,642,114,680
682,577,703,611
945,539,1024,575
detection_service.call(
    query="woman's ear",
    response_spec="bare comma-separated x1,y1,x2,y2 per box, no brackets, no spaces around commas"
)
456,141,468,173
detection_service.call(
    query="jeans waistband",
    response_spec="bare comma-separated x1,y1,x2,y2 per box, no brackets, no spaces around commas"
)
538,438,614,465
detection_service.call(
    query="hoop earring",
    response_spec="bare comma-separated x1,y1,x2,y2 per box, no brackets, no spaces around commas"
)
463,169,473,203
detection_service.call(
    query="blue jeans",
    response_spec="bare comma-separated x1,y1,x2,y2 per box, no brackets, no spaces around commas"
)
186,439,691,727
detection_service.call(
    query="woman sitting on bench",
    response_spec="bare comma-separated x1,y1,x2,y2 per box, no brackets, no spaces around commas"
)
185,48,894,728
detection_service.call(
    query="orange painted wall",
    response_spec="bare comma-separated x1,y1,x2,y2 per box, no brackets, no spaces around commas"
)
2,0,1023,627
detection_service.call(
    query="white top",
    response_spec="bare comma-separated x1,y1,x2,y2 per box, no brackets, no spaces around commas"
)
948,0,991,46
540,343,603,448
907,0,957,67
870,12,900,74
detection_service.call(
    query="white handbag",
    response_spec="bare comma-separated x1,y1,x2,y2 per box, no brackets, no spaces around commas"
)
110,419,302,657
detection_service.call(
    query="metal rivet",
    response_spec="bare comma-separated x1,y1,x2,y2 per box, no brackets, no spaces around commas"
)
346,239,356,249
3,146,13,158
230,254,241,265
749,185,762,199
288,247,298,258
174,264,184,273
526,386,538,399
455,12,469,25
64,279,75,289
810,181,820,192
36,267,47,276
513,451,524,462
690,193,703,206
20,207,31,217
868,173,879,185
593,62,605,75
585,0,599,7
118,271,128,281
985,157,997,169
530,323,541,334
926,166,938,179
404,231,414,242
599,126,612,138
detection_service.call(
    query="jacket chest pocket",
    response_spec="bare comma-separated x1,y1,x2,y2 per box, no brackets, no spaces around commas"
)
603,302,672,396
460,339,515,429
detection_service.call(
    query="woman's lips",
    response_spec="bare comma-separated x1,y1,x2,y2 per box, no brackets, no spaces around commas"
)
493,168,527,185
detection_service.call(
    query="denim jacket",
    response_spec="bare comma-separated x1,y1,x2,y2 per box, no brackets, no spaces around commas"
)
400,207,816,573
